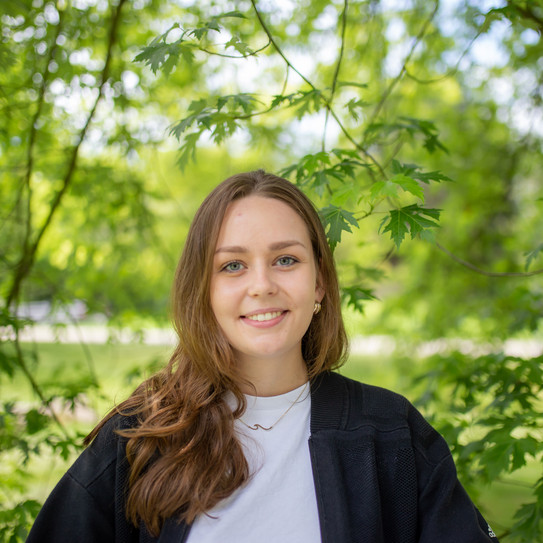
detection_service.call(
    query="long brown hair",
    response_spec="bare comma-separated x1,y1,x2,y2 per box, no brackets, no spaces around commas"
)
85,170,348,535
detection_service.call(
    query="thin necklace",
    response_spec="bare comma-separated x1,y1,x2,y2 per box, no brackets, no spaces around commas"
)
239,381,309,431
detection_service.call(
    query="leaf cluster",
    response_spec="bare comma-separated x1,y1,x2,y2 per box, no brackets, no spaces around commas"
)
133,11,252,76
414,350,543,540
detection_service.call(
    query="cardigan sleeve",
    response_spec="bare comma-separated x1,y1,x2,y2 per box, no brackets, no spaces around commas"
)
26,416,140,543
417,452,499,542
26,459,116,543
409,406,499,543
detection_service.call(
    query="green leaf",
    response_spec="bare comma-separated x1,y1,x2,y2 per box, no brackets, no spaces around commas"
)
215,10,247,20
134,42,181,74
379,205,441,248
224,36,253,55
169,109,205,139
390,159,452,184
525,243,543,271
134,23,193,75
216,93,260,114
285,152,331,181
389,174,425,201
370,180,398,200
24,409,50,435
0,349,18,378
176,132,202,171
397,116,448,154
270,93,298,109
319,205,359,251
190,18,223,40
512,501,543,541
341,286,377,313
290,90,324,119
419,228,437,243
330,183,358,206
345,98,368,122
312,171,329,197
370,175,424,202
414,170,452,184
482,442,513,479
337,81,368,89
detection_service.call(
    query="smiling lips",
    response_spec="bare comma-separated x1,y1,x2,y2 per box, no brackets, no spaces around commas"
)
243,310,287,324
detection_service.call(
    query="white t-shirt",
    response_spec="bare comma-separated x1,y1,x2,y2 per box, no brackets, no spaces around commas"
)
187,382,321,542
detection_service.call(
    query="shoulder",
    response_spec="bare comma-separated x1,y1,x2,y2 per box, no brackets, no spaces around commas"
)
27,414,142,542
68,412,138,490
311,371,411,426
311,372,448,461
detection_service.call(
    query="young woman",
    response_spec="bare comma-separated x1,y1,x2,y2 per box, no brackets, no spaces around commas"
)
28,170,499,542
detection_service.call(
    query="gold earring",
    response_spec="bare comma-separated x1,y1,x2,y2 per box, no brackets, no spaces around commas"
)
313,302,322,315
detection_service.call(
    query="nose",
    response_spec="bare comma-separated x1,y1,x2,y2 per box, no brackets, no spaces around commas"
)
247,265,277,297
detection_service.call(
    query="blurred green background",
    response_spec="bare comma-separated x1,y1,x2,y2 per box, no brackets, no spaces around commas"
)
1,0,542,541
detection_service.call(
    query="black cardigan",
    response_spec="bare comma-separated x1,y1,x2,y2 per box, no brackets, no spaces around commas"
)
27,372,499,542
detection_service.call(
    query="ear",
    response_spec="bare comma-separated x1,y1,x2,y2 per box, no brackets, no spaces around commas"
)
315,271,325,303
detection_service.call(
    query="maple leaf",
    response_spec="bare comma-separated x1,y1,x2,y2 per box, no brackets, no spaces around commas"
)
380,205,441,248
225,36,253,55
370,180,399,200
270,93,298,108
397,116,448,154
390,174,425,201
134,42,179,74
311,171,329,197
290,90,323,119
370,175,424,202
341,286,377,314
524,243,543,271
319,205,359,251
176,132,201,171
345,98,368,122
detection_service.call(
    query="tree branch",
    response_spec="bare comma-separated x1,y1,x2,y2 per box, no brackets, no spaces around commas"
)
5,0,127,424
198,38,271,58
5,0,128,310
250,0,316,90
363,1,439,138
250,0,384,177
404,25,483,85
511,1,543,32
436,241,543,277
322,0,348,152
7,10,65,247
13,327,67,434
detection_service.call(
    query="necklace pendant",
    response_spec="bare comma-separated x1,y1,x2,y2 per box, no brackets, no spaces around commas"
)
245,423,273,431
238,381,309,431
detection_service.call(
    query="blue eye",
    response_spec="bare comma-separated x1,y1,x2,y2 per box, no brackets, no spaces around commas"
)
277,256,296,267
223,261,243,272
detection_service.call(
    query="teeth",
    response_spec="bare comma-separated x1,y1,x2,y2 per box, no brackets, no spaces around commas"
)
246,311,282,322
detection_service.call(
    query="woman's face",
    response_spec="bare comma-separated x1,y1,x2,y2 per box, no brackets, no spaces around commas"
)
210,195,324,373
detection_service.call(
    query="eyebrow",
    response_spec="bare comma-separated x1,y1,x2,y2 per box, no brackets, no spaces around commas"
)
215,240,307,254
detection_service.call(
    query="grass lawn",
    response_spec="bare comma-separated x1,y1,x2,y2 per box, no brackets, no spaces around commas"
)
2,342,537,539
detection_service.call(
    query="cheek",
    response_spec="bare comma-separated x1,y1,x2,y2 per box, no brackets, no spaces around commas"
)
209,280,222,316
210,277,237,314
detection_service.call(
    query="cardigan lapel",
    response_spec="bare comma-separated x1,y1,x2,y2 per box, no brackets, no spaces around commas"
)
308,372,387,543
310,371,350,434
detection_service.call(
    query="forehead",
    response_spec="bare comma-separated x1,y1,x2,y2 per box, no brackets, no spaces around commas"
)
216,195,312,247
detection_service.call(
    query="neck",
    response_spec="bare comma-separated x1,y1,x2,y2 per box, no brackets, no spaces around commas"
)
236,353,308,397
